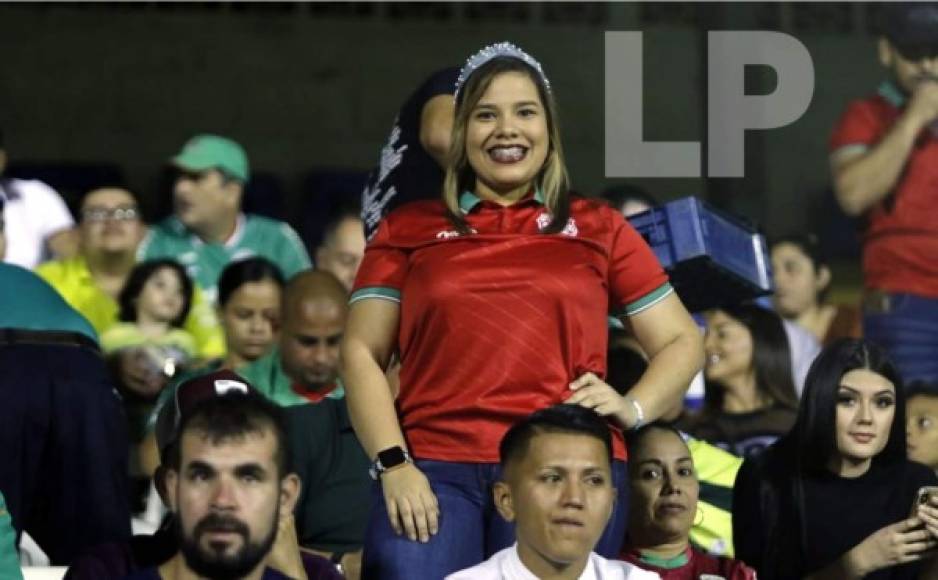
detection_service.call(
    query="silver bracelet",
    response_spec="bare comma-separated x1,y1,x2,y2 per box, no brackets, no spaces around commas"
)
625,395,645,430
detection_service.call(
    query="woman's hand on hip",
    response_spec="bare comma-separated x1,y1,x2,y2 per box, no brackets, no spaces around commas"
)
380,463,440,543
565,372,634,427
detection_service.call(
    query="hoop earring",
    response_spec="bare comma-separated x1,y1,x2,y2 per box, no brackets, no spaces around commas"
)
694,507,705,527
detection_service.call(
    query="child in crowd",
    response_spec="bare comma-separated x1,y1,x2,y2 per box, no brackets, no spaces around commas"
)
907,382,938,474
102,259,196,378
101,259,196,455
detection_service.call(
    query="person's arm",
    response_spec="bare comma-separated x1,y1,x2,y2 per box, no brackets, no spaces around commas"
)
804,517,936,580
832,81,938,216
339,298,439,543
566,293,702,428
419,94,455,167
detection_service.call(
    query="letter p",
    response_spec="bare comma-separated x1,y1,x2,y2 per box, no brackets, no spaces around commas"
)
708,31,814,177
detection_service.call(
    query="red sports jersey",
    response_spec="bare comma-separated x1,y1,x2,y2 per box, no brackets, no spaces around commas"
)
622,546,757,580
352,192,671,462
830,82,938,298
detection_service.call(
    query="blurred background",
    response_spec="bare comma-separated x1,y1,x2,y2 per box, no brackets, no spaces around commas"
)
0,2,886,293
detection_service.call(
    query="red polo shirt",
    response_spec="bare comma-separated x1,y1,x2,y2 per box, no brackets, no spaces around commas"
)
352,193,671,462
830,81,938,298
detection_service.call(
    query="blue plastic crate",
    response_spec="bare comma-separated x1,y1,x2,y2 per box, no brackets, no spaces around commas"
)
627,197,772,313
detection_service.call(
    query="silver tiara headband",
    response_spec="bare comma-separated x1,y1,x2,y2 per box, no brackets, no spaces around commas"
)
454,41,552,102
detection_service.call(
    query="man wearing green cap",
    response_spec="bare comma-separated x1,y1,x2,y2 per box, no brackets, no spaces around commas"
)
139,134,310,302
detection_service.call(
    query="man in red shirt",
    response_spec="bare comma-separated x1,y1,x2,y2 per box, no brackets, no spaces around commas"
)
830,2,938,384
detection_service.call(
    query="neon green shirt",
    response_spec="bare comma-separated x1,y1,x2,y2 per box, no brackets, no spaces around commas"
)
687,436,743,557
36,256,225,359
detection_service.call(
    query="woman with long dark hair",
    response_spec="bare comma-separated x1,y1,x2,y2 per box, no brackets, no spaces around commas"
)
734,338,938,579
680,303,798,458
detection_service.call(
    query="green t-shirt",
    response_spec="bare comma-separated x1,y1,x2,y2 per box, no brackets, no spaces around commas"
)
238,348,345,407
0,263,97,342
138,214,311,302
285,400,371,552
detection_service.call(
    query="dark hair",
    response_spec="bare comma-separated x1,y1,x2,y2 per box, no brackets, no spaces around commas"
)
703,304,798,414
500,404,612,471
791,338,906,473
771,233,831,302
606,330,649,397
599,184,658,215
118,259,194,327
625,422,688,457
217,257,285,307
321,203,363,245
738,339,907,579
164,392,291,479
907,380,938,400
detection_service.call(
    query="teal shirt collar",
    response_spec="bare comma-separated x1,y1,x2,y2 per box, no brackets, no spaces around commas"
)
878,80,906,108
458,188,545,214
637,547,691,569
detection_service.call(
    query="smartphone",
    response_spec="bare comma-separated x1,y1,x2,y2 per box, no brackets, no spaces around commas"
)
911,486,938,517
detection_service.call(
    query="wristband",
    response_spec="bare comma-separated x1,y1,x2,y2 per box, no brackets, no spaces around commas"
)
624,395,645,430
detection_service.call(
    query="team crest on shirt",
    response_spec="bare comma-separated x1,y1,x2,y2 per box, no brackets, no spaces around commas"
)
536,212,578,236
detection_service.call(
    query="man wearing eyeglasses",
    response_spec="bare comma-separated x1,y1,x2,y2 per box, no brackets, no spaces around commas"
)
830,2,938,386
37,188,225,382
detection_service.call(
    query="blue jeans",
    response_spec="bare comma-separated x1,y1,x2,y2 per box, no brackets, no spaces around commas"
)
362,459,628,580
863,292,938,385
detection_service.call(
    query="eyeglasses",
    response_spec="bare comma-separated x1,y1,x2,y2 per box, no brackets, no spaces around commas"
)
81,207,140,223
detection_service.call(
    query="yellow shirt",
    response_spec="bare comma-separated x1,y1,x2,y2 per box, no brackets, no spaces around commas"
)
36,256,225,359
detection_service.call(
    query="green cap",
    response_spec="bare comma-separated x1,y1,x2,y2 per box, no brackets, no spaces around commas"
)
171,134,250,183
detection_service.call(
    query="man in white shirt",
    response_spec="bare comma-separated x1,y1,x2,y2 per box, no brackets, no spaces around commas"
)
447,405,659,580
0,130,77,268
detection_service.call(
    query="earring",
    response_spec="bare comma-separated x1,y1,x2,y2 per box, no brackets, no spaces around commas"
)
694,507,705,527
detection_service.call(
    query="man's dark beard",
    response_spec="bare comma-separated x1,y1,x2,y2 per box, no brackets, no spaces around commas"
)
176,510,278,580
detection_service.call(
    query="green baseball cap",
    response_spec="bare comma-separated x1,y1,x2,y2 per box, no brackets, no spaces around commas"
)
171,134,250,183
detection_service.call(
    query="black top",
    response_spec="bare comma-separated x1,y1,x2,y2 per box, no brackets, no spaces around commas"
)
734,447,938,580
285,399,372,554
678,404,796,459
360,67,459,239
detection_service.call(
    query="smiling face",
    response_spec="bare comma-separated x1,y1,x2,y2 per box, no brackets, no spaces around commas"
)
495,431,614,577
466,70,549,204
703,310,755,389
832,368,897,476
907,394,938,470
627,428,698,548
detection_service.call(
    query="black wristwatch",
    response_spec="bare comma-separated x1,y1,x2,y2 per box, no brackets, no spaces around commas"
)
369,446,412,480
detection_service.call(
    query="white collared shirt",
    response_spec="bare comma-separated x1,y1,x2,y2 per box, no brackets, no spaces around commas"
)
446,545,661,580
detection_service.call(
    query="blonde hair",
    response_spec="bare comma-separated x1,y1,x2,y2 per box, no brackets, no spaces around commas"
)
442,57,571,234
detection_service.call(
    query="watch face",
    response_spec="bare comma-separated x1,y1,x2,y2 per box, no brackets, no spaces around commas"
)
378,446,407,469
